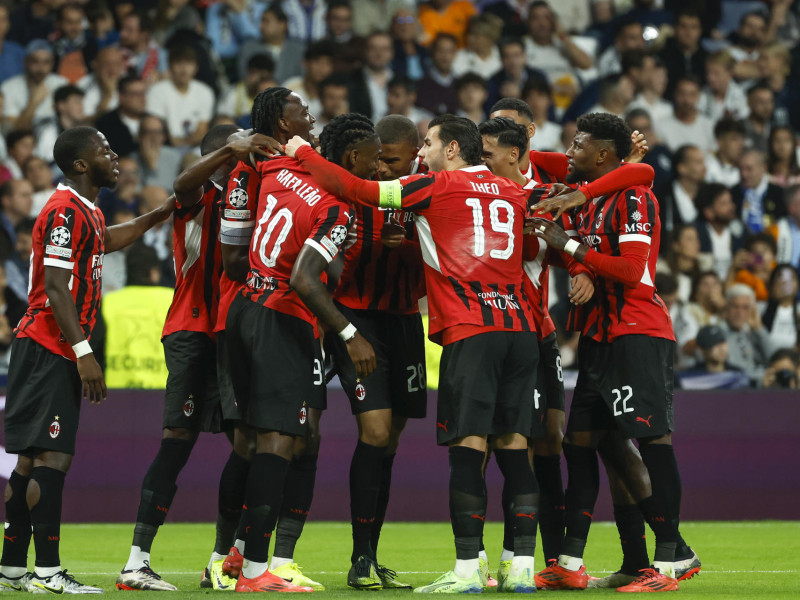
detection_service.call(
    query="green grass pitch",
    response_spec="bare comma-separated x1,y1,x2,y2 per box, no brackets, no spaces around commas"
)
57,521,797,598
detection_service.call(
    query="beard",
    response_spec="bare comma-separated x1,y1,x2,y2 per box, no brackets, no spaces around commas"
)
565,169,585,185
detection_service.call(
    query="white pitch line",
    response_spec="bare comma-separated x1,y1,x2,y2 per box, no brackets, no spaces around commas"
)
76,570,798,576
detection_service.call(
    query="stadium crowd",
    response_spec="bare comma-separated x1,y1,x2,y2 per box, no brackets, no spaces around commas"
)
0,0,799,385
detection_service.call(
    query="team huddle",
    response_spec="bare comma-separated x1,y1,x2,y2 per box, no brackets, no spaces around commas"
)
1,87,700,594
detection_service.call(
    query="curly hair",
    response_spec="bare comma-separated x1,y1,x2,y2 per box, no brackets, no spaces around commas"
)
576,112,632,160
251,86,292,137
318,113,378,167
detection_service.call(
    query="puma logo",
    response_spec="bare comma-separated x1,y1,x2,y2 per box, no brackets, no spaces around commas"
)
436,420,448,432
636,415,653,428
232,177,243,187
58,213,71,223
470,514,485,522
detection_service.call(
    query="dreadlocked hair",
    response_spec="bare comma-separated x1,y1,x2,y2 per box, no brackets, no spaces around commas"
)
251,86,292,136
319,113,378,167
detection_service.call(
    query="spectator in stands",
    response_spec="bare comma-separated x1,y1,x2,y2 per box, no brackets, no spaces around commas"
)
417,33,459,116
743,83,777,153
762,348,800,389
79,45,125,120
284,41,336,118
3,130,36,181
386,76,433,128
666,223,704,302
418,0,477,47
239,5,305,85
152,0,203,46
587,73,634,117
348,31,394,123
389,7,427,81
217,54,276,125
522,78,561,151
351,0,413,38
101,207,137,294
23,155,54,216
688,270,727,327
0,179,33,261
8,0,56,45
597,19,645,77
625,108,672,190
0,3,25,84
699,50,748,123
453,13,503,78
133,115,182,193
523,1,592,89
1,215,32,322
659,9,707,98
487,37,546,109
326,1,363,72
85,2,119,54
96,75,147,158
313,73,349,133
767,126,800,188
138,185,174,283
722,283,772,385
728,11,767,83
770,185,800,268
146,45,214,149
758,42,791,124
697,182,747,278
482,0,531,38
98,155,141,223
657,144,706,243
0,262,24,361
655,271,699,369
1,40,67,132
733,149,787,233
35,84,86,165
678,324,750,390
626,52,673,124
761,263,800,352
705,118,745,188
281,0,329,43
655,76,715,153
727,233,777,302
455,72,488,124
49,3,89,80
118,11,168,84
205,0,263,80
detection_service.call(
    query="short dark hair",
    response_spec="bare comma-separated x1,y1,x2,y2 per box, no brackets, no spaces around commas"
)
168,44,196,65
388,75,416,94
740,10,767,27
498,36,524,54
200,123,240,156
521,76,551,98
303,40,336,61
620,50,648,75
431,32,458,51
5,129,35,150
625,107,652,125
125,241,161,286
598,73,625,104
654,272,678,296
695,182,730,213
489,97,534,121
478,117,528,159
675,8,702,23
455,72,487,92
575,112,632,160
53,126,101,175
672,144,701,173
745,232,777,255
246,53,276,73
747,81,773,97
428,114,482,165
318,73,349,96
714,118,746,138
375,114,419,146
264,4,288,23
15,216,36,236
769,347,799,367
674,75,702,91
118,74,141,94
54,84,84,104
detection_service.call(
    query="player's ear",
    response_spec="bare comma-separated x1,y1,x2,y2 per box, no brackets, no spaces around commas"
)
346,148,358,169
511,146,520,163
447,140,459,160
72,158,89,174
528,121,536,140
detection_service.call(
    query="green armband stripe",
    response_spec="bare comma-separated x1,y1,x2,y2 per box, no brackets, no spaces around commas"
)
378,180,403,210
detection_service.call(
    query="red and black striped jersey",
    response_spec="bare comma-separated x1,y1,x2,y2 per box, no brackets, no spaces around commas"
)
525,150,568,184
335,160,427,314
162,182,223,339
569,185,674,343
16,184,105,361
243,156,353,328
217,161,260,332
389,165,536,345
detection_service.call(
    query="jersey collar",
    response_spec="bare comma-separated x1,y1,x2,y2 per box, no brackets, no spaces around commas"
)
57,183,96,211
460,165,491,174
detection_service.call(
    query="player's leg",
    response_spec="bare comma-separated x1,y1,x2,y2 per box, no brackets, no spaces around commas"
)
0,455,33,589
371,415,407,558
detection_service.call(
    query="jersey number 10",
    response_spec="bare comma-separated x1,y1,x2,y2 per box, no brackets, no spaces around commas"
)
253,193,293,267
465,198,515,260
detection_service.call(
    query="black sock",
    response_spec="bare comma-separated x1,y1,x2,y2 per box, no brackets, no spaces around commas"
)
561,443,599,559
449,446,485,561
349,441,386,563
638,443,680,564
274,453,318,559
501,478,514,552
243,453,290,564
28,467,65,569
675,532,691,561
371,453,395,557
215,451,250,555
534,454,565,562
495,449,539,558
614,504,648,574
1,471,32,568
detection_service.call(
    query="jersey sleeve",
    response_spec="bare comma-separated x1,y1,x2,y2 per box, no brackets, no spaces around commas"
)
304,200,355,263
220,161,259,246
41,203,87,270
578,162,655,199
530,150,569,181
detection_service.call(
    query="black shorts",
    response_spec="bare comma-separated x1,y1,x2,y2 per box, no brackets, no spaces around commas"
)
216,330,241,423
162,331,222,433
4,337,82,455
326,304,427,418
437,331,540,446
538,332,565,412
568,335,675,439
226,295,324,435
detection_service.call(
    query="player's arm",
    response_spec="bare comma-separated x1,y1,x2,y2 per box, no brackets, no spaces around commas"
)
290,247,376,379
220,161,261,282
105,194,176,253
172,131,280,208
44,266,106,404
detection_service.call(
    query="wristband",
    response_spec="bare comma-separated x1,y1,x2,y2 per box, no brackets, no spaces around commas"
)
338,323,357,343
72,340,93,358
564,239,581,256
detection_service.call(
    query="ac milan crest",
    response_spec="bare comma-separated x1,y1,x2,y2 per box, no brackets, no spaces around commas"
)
299,404,307,424
49,418,61,439
183,397,195,417
355,382,366,402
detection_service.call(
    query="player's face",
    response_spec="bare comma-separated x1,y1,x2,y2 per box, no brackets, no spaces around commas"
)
481,135,518,180
349,137,382,180
418,125,447,172
378,141,419,180
565,131,599,184
282,93,316,142
489,109,534,142
87,132,120,188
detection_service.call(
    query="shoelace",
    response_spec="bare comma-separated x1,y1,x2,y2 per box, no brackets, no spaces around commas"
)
140,560,162,579
376,566,397,579
58,570,82,586
632,568,659,582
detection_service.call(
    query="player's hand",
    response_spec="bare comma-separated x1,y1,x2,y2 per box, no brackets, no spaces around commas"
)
77,354,107,404
569,273,594,305
530,217,570,250
347,333,377,379
380,215,406,249
624,130,649,163
285,135,312,158
533,187,588,219
227,130,282,159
